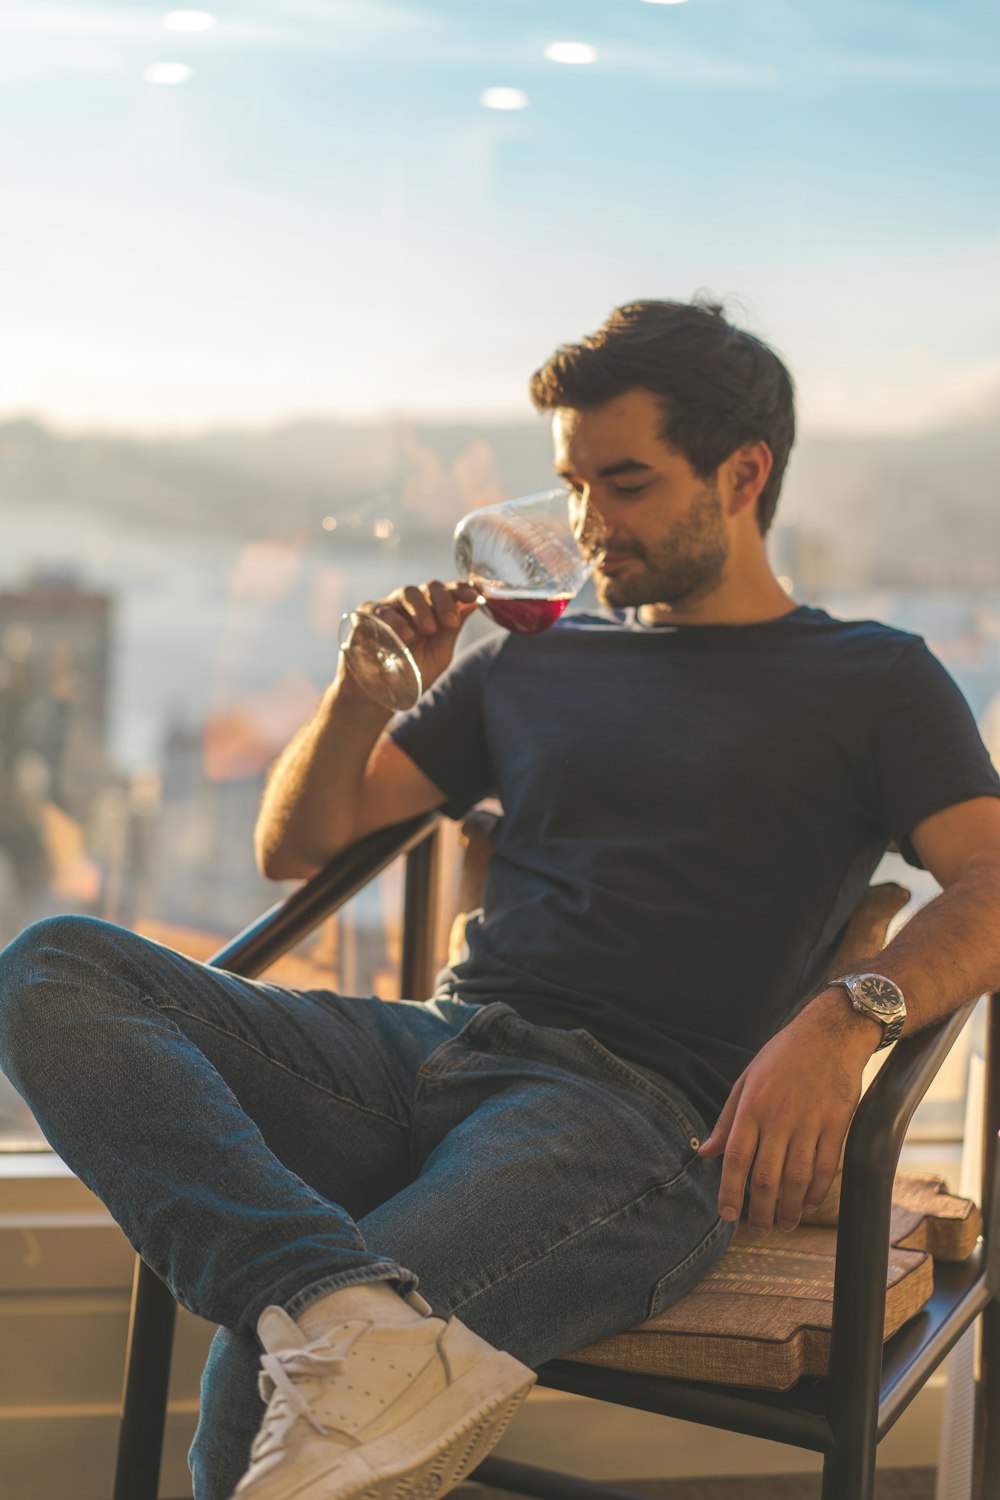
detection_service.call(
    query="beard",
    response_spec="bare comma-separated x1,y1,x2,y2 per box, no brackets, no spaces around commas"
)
594,477,730,611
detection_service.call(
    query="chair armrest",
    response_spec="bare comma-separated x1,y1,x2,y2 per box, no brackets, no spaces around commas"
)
206,812,442,982
990,1130,1000,1298
827,1001,979,1400
839,1002,977,1240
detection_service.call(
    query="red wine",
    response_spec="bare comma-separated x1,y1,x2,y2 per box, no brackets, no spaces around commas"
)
481,591,572,635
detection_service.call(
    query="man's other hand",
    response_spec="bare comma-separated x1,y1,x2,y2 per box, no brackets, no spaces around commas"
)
696,993,880,1236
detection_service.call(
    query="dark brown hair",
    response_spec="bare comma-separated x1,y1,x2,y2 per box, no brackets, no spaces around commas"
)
529,297,795,534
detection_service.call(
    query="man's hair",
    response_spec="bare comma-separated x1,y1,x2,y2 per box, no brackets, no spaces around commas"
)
528,297,796,534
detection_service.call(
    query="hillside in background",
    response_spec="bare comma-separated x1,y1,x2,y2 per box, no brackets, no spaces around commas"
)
1,400,998,587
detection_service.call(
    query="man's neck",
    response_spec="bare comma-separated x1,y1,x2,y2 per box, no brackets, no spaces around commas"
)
637,576,799,628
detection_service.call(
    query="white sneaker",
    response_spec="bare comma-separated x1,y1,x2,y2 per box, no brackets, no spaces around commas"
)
230,1281,536,1500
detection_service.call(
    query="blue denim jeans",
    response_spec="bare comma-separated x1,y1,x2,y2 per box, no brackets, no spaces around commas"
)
0,915,734,1500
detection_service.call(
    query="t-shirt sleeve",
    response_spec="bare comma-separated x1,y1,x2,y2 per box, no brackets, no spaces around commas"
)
389,634,502,820
870,638,1000,868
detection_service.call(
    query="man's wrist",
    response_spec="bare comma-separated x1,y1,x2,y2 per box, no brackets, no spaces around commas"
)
807,985,884,1058
328,660,396,718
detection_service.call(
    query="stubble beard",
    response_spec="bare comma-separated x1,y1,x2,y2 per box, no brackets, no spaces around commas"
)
594,478,730,611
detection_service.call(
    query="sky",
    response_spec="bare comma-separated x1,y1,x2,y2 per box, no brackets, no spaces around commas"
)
0,0,998,434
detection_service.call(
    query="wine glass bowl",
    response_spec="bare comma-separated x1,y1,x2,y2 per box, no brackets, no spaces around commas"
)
453,487,606,635
339,486,605,706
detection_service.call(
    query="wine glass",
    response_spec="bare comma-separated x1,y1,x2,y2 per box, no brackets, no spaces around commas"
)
338,487,606,711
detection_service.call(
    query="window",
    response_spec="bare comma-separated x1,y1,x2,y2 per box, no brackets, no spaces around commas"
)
2,2,998,1157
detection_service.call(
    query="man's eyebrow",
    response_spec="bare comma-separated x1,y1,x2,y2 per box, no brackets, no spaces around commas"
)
556,459,655,480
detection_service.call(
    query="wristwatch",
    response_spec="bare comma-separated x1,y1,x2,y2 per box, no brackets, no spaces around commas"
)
830,973,907,1051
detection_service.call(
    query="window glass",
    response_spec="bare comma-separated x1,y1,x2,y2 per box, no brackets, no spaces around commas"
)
2,1,997,1151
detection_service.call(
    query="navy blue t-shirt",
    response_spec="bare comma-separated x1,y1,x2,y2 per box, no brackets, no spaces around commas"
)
389,605,1000,1124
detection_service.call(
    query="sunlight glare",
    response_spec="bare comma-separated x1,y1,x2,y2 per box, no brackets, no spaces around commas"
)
543,42,598,66
480,87,529,111
143,62,194,85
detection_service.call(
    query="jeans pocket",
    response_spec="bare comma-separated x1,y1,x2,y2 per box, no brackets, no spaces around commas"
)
416,1000,520,1078
574,1030,704,1148
645,1214,735,1321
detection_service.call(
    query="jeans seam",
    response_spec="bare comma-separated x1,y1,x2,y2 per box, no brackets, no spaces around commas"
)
445,1166,691,1318
284,1262,419,1319
156,1001,411,1130
647,1214,732,1313
575,1031,703,1143
410,1003,516,1083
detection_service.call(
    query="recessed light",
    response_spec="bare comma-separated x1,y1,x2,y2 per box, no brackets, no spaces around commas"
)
543,42,598,65
163,9,217,31
639,1,690,6
480,87,530,111
143,62,193,85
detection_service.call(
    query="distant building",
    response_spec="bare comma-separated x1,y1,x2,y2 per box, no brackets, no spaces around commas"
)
0,569,113,819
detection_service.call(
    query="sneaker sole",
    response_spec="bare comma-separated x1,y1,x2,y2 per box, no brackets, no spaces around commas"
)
275,1350,535,1500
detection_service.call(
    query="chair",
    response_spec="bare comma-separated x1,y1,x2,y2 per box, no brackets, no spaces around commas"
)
112,811,1000,1500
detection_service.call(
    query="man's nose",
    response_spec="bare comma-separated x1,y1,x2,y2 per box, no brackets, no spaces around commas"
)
574,493,608,549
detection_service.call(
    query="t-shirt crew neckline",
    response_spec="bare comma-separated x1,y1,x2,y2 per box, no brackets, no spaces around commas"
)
623,603,814,633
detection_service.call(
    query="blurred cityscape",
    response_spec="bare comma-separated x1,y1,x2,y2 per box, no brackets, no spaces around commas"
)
2,408,1000,1144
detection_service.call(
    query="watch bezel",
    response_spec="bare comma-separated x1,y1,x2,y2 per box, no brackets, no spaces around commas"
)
838,973,906,1050
846,972,905,1016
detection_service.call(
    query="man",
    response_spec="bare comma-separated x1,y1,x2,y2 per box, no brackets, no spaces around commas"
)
2,298,1000,1500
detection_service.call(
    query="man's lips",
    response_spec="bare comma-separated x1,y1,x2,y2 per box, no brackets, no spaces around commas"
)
597,552,641,574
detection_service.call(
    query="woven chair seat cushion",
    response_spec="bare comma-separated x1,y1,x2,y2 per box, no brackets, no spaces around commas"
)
561,1174,980,1392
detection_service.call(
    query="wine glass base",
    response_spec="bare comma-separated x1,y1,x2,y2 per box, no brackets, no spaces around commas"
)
338,611,423,712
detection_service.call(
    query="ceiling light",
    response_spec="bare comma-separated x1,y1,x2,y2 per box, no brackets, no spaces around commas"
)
543,42,598,65
639,1,690,6
480,87,529,111
143,62,193,85
163,9,217,31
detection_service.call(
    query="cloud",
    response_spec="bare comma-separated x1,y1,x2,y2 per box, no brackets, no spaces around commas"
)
0,3,150,36
0,0,434,34
0,0,442,62
800,352,1000,435
4,2,991,90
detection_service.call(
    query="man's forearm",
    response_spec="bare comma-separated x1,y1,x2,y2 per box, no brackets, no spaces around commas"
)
254,666,391,881
809,857,1000,1045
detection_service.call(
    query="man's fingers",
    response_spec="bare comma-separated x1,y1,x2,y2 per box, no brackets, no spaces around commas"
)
747,1135,793,1237
376,580,480,638
776,1130,818,1230
425,580,460,628
400,584,438,635
364,600,417,644
698,1075,745,1159
804,1128,847,1211
453,585,484,618
717,1119,759,1224
428,579,481,627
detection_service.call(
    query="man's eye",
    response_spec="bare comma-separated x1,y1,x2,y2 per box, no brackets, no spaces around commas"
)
614,483,648,497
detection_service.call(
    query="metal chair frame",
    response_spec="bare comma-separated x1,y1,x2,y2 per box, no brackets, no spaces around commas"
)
111,813,1000,1500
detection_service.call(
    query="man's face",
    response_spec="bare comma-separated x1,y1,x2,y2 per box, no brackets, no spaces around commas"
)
552,388,730,611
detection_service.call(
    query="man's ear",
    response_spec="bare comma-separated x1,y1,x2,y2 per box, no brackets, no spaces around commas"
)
723,441,773,518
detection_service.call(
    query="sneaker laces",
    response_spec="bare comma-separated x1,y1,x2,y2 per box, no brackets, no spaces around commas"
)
250,1335,350,1464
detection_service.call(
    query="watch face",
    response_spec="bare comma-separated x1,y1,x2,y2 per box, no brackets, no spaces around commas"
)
855,976,903,1015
